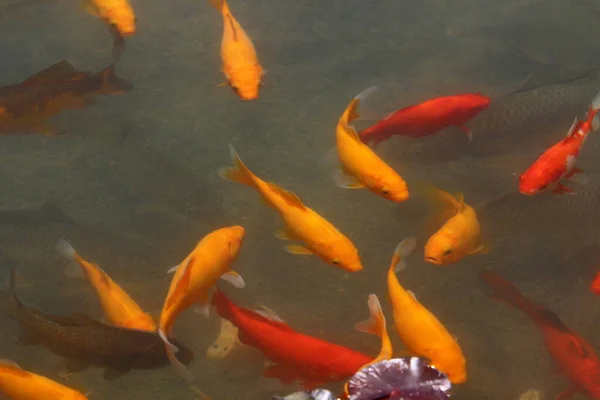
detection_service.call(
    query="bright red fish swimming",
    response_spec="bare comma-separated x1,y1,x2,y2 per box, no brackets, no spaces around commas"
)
590,272,600,295
211,290,381,390
480,270,600,400
358,93,490,146
519,90,600,196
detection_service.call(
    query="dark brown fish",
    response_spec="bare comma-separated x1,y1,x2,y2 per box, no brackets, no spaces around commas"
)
0,60,132,136
7,267,194,380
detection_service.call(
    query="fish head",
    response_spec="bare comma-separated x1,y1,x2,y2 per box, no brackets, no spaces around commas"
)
518,165,555,196
228,66,263,101
222,225,245,258
316,238,363,272
104,4,136,36
372,173,410,203
455,93,491,117
423,229,464,265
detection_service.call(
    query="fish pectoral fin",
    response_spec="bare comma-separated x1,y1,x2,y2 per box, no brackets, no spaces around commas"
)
193,303,211,317
103,367,129,381
331,168,364,189
553,183,577,195
459,124,473,143
252,305,285,323
83,1,100,16
221,270,245,288
569,168,590,185
274,227,298,241
217,81,228,88
16,329,38,347
285,244,314,255
469,242,491,255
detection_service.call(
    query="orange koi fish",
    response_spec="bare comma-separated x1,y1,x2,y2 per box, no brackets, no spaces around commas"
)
208,0,263,100
519,90,600,196
218,145,363,272
0,60,131,136
85,0,136,37
332,88,409,202
387,237,467,383
422,185,489,265
0,359,88,400
159,226,245,380
56,240,156,332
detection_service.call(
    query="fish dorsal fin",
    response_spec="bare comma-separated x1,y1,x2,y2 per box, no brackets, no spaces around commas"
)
454,192,466,211
60,313,105,327
253,305,285,323
21,61,86,86
266,182,306,210
0,359,21,369
247,308,294,332
167,257,194,308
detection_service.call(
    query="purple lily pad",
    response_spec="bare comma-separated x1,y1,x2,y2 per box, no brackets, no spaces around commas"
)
347,357,452,400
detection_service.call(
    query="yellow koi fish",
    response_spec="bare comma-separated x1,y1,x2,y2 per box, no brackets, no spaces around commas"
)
57,240,156,332
332,88,409,202
208,0,263,100
0,359,88,400
159,226,245,380
422,185,489,265
387,237,467,384
85,0,136,37
218,145,363,272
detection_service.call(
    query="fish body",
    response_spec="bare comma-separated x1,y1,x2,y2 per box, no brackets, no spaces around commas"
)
387,238,466,384
423,186,487,265
519,91,600,196
0,359,88,400
8,268,193,379
209,0,263,100
86,0,136,36
218,145,362,272
159,226,245,349
0,61,132,136
335,91,409,202
359,93,490,146
211,289,373,389
591,272,600,295
57,240,156,332
480,270,600,399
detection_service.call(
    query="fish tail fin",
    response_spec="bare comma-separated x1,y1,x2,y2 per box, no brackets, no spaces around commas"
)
7,266,22,311
208,0,227,12
56,239,85,278
479,270,541,317
217,144,256,187
390,237,417,272
95,66,133,95
354,294,393,363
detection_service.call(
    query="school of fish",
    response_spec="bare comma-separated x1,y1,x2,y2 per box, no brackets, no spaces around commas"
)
2,0,600,399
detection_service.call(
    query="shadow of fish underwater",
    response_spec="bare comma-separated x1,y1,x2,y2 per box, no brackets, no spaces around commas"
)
0,202,173,287
6,267,194,380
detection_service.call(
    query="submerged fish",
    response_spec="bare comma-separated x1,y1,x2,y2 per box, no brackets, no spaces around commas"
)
7,267,194,380
209,0,264,100
85,0,136,37
480,270,600,400
0,60,132,136
0,359,88,400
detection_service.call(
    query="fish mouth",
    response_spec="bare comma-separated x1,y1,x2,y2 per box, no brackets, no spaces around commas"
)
424,256,441,265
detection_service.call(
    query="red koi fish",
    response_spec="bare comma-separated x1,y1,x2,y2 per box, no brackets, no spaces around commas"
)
480,270,600,400
211,290,388,390
519,90,600,196
590,272,600,295
358,92,490,146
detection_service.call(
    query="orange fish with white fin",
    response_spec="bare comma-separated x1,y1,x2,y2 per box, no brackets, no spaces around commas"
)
159,226,245,381
56,240,156,332
333,87,409,202
0,359,88,400
208,0,264,100
218,145,363,272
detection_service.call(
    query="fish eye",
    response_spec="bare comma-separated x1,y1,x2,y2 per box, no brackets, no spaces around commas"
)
540,184,548,190
332,260,340,265
443,249,452,255
382,189,390,195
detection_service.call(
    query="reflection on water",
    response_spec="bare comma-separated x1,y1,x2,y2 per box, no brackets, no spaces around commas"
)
3,0,600,399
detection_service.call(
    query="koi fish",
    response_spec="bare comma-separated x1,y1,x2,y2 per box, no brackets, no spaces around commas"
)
591,272,600,295
7,267,194,380
208,0,263,100
358,92,490,146
0,60,132,136
158,226,245,380
519,90,600,196
218,145,362,272
85,0,136,37
56,240,156,332
422,185,489,265
332,88,409,202
386,237,467,384
480,270,600,400
211,290,390,389
0,359,88,400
